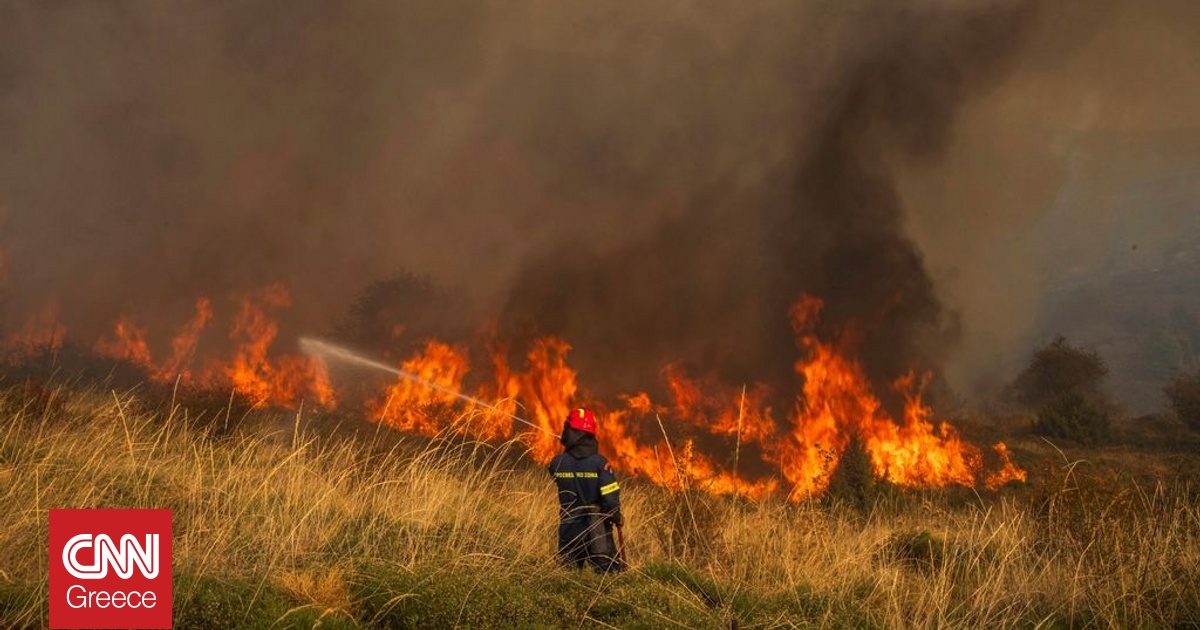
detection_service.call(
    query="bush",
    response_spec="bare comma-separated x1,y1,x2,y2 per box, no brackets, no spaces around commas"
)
1033,391,1110,446
879,530,949,572
1013,337,1108,408
1165,371,1200,433
825,435,895,513
1014,337,1111,444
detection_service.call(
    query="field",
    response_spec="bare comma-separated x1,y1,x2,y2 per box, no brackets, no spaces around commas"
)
1,381,1199,629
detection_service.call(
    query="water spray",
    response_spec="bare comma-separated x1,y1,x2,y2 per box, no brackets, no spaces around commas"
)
299,337,558,437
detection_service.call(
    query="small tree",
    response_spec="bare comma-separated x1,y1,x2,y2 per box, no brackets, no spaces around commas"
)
1165,371,1200,433
825,435,890,513
1014,336,1111,445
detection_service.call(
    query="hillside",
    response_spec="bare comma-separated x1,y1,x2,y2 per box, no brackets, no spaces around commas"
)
1,382,1198,629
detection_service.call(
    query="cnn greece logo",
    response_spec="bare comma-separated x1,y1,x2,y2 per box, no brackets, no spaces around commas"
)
63,533,160,580
49,509,172,629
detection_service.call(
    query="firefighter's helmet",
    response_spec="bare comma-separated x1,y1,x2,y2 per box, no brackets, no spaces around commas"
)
566,407,597,434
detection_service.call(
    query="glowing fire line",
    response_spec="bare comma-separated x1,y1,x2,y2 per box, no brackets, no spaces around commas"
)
299,337,556,437
28,286,1026,500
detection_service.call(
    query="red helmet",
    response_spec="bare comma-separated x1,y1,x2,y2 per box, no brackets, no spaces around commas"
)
566,407,597,434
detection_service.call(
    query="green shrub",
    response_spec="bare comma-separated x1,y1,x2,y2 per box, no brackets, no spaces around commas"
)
636,561,882,629
1032,391,1110,446
1013,337,1113,445
1013,336,1108,409
825,435,898,514
350,559,732,629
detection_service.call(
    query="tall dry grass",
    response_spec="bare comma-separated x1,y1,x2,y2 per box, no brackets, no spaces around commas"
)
0,383,1197,628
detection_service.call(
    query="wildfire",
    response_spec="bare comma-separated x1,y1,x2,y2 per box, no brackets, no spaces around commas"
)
8,284,1025,501
771,296,1020,498
217,283,336,409
94,317,152,366
984,442,1028,490
361,293,1024,501
372,341,471,435
154,297,213,382
6,301,66,354
85,286,334,409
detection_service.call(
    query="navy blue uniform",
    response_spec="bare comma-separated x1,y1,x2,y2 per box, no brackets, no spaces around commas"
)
549,426,624,573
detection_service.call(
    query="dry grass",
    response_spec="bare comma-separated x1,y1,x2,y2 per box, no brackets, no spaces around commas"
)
0,383,1198,628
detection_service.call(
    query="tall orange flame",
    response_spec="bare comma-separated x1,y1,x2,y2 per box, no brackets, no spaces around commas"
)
11,283,1025,501
373,341,471,435
219,284,335,409
359,293,1024,501
154,297,213,382
94,317,153,367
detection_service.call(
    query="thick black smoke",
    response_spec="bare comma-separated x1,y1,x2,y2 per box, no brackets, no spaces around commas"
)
499,3,1036,400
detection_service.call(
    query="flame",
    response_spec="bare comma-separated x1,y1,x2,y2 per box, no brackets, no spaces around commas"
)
6,301,65,354
773,295,1018,498
474,341,520,442
861,372,981,488
663,365,776,445
370,336,579,460
88,292,333,410
7,281,1025,500
94,317,153,367
218,284,335,409
984,442,1027,490
773,296,874,497
372,341,471,435
362,293,1024,500
516,338,579,463
154,297,213,382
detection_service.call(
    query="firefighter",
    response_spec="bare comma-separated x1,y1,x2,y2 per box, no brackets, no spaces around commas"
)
548,407,625,573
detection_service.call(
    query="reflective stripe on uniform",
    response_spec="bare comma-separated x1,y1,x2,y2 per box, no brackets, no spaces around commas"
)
600,482,619,496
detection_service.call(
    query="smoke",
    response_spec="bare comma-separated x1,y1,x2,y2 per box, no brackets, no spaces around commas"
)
499,2,1039,400
0,0,1194,405
897,0,1200,404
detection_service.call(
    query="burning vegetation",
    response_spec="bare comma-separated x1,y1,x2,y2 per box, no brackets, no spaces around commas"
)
4,282,1024,502
0,0,1050,505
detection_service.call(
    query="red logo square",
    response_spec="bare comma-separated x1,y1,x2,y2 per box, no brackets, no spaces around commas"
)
49,509,172,629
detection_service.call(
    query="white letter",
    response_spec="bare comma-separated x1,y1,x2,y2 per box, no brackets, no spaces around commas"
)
66,585,87,608
64,534,105,580
119,534,158,579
